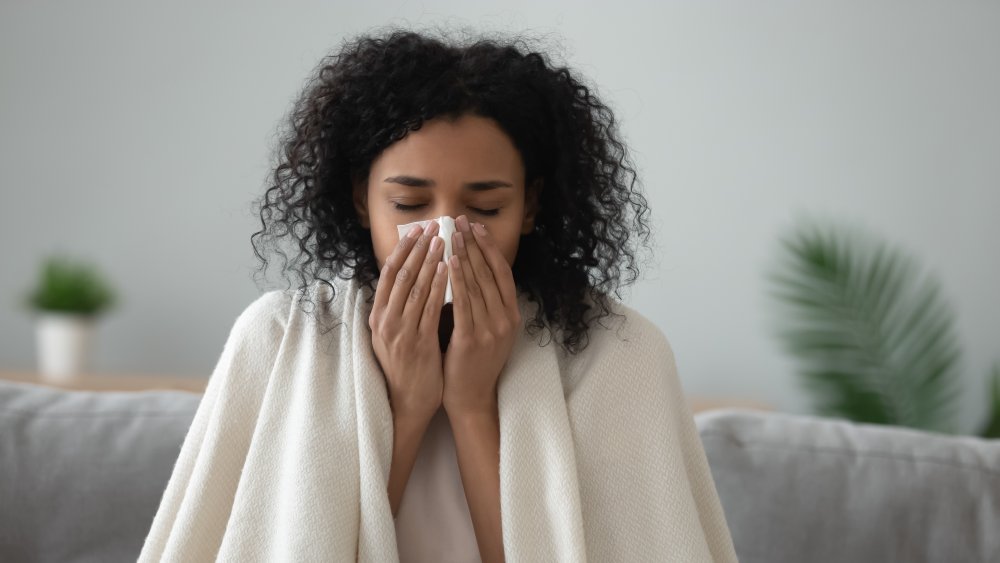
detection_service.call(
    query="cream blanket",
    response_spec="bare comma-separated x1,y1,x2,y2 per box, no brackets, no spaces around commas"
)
139,278,737,562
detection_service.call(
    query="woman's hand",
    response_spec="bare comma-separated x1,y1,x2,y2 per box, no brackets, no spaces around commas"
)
369,221,450,421
442,215,522,416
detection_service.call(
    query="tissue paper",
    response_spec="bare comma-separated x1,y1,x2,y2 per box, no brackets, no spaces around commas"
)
396,216,456,304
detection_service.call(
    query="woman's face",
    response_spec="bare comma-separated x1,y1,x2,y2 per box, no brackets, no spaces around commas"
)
353,113,540,271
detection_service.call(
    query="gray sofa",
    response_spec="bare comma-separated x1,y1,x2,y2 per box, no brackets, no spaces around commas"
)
1,379,998,562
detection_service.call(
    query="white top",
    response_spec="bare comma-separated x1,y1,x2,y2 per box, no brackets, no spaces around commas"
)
394,406,481,562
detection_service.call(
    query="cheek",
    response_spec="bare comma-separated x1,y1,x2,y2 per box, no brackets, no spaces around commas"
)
500,240,519,267
489,226,521,267
370,224,400,271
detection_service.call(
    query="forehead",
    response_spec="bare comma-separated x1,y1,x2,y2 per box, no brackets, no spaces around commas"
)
369,114,525,184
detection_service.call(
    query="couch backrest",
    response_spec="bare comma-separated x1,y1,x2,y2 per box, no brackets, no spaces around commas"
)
4,380,999,563
0,380,200,563
695,408,1000,563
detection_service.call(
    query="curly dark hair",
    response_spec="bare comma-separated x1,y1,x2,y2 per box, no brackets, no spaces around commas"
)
250,25,651,354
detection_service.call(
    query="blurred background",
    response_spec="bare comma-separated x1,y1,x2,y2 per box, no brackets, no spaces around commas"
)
1,1,997,433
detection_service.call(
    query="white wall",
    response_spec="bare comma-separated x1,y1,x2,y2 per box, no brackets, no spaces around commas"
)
2,0,997,433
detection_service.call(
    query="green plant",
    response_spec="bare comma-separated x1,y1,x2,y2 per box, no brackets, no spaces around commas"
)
767,218,998,437
980,363,1000,438
24,254,118,317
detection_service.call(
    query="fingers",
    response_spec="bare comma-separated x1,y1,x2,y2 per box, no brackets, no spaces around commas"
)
418,260,449,335
448,253,474,333
452,216,493,326
468,217,518,311
402,225,446,326
387,221,440,320
373,223,423,318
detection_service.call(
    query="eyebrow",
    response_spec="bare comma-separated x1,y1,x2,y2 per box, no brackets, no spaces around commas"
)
383,175,513,191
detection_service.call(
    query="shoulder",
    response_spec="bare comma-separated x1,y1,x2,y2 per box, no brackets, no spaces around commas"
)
229,288,297,340
203,289,299,397
232,279,358,334
517,291,673,356
558,296,678,396
587,297,675,362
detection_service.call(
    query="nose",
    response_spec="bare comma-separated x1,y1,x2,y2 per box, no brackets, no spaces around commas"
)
428,200,464,222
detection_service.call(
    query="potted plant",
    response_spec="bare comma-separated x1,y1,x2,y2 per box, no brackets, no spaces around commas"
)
23,254,117,383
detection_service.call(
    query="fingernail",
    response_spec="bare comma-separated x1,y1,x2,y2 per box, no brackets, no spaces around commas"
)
457,215,470,232
407,224,422,238
453,230,465,249
430,236,442,252
473,222,486,236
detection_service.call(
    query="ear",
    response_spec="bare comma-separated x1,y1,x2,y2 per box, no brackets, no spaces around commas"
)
520,177,543,235
352,177,371,229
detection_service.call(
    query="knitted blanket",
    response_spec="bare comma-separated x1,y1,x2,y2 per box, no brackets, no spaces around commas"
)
138,278,737,562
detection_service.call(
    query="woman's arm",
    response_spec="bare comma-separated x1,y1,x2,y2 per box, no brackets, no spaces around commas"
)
448,400,504,563
388,411,434,518
374,224,449,519
439,217,517,562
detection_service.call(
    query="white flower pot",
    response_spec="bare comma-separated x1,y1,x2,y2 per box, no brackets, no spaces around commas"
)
35,312,95,383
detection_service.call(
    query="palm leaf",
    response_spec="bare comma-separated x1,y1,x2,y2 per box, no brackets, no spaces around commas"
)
766,220,961,433
979,363,1000,438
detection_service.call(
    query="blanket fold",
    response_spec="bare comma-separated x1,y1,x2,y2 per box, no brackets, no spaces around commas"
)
139,278,737,562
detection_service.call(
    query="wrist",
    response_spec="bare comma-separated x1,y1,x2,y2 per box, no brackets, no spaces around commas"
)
389,391,441,423
393,394,441,419
443,393,499,420
393,408,434,434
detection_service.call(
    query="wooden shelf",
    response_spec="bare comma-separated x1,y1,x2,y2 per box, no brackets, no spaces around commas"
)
687,397,772,414
0,371,772,413
0,371,206,393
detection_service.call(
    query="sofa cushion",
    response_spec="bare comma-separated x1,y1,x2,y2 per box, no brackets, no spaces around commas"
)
695,408,1000,563
0,380,200,563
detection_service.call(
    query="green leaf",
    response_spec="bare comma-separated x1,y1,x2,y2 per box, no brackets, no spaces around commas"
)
767,219,960,433
979,363,1000,438
23,254,117,316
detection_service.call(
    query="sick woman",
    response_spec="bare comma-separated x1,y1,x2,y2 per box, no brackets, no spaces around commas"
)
139,26,737,563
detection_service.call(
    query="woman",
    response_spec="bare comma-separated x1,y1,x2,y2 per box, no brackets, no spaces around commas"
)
139,26,737,563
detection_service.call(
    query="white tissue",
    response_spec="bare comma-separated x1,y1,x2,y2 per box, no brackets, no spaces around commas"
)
396,215,456,304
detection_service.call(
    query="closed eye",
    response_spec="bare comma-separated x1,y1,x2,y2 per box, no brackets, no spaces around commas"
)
391,202,500,216
391,202,424,212
470,207,500,216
